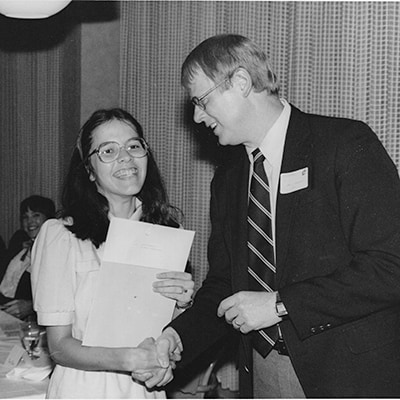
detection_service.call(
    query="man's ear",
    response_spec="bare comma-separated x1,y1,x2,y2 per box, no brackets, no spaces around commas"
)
232,67,252,97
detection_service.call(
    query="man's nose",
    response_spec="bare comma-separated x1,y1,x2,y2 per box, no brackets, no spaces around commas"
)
193,106,206,124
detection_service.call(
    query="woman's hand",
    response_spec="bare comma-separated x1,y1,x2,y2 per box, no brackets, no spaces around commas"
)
153,271,194,309
1,299,33,320
134,337,166,370
133,335,176,387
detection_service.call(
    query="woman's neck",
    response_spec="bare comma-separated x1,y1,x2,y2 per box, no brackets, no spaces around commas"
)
108,197,137,219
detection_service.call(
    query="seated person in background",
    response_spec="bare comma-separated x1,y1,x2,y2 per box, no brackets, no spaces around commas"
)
31,108,194,399
7,227,30,261
0,195,55,320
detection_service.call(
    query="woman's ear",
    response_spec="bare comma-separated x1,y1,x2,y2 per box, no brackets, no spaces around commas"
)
85,164,96,182
232,67,253,97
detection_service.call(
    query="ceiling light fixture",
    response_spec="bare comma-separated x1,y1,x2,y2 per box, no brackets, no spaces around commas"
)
0,0,72,19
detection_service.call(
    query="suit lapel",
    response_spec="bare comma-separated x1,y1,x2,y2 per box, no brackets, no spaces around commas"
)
221,107,313,290
276,106,313,285
224,146,250,291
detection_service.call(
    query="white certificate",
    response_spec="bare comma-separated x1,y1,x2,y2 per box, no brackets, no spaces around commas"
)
82,218,195,348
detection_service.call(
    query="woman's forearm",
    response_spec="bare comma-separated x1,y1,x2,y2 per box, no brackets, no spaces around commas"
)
47,326,160,372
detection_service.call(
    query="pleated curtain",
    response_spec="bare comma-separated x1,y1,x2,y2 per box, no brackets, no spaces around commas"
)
120,0,400,289
120,2,400,389
0,48,63,242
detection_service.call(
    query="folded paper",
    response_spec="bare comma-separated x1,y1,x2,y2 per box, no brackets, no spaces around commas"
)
83,218,195,347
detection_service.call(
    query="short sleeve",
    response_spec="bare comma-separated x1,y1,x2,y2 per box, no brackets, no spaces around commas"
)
31,219,75,326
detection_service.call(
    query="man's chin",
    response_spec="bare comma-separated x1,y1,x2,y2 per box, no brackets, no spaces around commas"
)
217,137,235,147
216,134,228,146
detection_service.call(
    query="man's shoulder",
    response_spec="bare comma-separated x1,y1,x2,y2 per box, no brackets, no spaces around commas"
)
290,104,369,131
289,104,376,147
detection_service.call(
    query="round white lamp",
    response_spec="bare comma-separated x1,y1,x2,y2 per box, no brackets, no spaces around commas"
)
0,0,72,19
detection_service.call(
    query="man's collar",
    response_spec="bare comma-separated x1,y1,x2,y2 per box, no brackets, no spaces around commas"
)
246,98,291,163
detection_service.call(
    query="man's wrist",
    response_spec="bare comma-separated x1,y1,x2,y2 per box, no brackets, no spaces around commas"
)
275,291,289,319
176,299,193,310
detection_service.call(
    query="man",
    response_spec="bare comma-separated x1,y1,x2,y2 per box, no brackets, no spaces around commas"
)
137,34,400,397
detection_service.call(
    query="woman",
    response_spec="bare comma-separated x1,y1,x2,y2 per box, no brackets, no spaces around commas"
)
0,195,55,320
31,108,194,398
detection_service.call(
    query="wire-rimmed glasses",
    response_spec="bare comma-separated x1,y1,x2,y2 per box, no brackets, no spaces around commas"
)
88,137,148,163
191,78,229,111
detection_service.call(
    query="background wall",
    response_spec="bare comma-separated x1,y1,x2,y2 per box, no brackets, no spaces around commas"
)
80,1,120,124
0,1,120,245
0,6,79,243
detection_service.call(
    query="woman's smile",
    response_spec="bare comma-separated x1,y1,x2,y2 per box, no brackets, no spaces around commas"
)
113,167,139,179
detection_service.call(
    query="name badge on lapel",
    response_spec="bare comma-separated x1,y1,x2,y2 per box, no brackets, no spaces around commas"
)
280,167,309,194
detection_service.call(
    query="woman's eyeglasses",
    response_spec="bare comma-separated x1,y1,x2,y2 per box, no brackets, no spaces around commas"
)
88,137,148,163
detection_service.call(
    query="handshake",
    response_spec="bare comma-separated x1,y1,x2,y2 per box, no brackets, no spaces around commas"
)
132,327,183,388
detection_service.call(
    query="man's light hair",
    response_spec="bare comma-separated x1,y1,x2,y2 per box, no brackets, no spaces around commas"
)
181,34,280,95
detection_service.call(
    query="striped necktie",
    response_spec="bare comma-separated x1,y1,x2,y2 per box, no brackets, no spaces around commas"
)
247,148,279,357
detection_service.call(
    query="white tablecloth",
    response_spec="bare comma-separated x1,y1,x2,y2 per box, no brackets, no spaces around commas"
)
0,311,49,399
0,375,47,399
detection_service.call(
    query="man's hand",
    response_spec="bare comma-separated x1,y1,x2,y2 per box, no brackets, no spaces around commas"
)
153,271,194,309
132,327,183,388
217,291,280,333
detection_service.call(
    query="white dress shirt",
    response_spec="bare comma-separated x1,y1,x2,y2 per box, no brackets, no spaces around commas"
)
246,98,291,258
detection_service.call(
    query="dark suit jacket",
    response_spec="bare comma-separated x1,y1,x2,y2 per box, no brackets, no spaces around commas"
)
170,106,400,397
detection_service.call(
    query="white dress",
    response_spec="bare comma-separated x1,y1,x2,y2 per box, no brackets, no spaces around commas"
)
31,214,166,399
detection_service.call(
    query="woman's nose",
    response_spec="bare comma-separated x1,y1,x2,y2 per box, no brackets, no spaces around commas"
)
117,146,132,162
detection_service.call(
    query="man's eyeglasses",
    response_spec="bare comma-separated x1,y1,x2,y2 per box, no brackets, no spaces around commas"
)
88,137,148,163
191,78,229,111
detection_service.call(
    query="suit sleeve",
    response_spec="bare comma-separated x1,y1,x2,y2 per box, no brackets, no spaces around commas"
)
168,168,234,365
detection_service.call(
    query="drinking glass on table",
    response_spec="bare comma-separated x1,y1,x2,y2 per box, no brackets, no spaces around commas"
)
19,320,41,359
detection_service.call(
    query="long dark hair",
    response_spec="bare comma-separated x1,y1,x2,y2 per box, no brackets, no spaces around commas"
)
59,108,181,248
20,195,56,222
